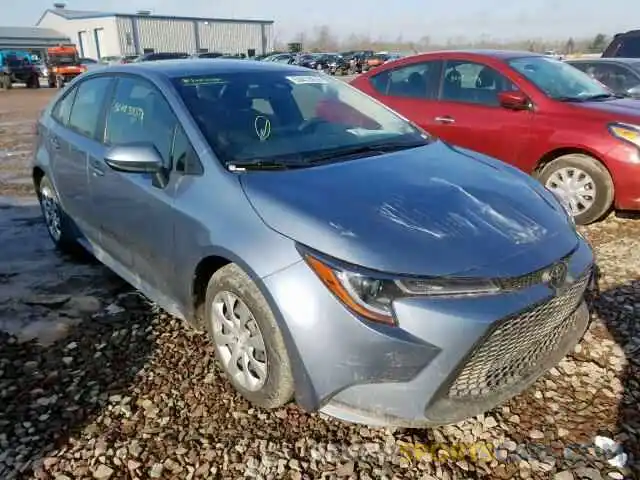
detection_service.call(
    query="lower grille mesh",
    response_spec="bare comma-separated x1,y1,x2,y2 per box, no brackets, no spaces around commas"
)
448,272,590,399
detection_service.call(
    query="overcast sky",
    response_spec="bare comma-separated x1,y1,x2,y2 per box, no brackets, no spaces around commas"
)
9,0,640,43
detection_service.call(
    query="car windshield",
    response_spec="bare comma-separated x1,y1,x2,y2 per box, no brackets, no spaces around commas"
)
508,56,613,101
172,71,430,168
6,56,27,67
49,54,77,65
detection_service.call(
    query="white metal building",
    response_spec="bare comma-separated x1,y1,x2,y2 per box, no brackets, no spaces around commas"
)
35,4,274,60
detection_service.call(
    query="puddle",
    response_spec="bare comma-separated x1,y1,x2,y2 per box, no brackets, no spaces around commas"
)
0,195,127,343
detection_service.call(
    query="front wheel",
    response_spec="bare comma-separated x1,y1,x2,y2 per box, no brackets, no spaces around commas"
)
537,153,614,225
204,263,294,409
2,75,12,89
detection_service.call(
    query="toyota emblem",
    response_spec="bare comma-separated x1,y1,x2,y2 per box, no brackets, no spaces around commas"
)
543,262,568,290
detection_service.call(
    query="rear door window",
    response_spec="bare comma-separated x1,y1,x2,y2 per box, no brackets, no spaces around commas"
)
371,60,443,99
67,76,113,138
618,37,640,57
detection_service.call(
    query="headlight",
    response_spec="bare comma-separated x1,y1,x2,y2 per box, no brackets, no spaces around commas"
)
609,122,640,148
300,248,500,325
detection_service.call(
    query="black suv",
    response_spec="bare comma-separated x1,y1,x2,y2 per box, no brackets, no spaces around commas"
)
602,30,640,58
0,52,40,89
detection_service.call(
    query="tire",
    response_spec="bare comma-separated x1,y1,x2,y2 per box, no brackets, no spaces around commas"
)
537,153,614,225
33,75,41,88
204,263,294,409
56,76,64,88
3,75,12,89
37,176,81,254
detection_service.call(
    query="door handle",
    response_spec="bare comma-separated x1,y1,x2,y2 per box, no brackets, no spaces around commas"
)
89,157,106,176
49,135,61,150
434,116,456,124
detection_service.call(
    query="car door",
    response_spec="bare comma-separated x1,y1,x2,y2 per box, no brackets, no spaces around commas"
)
430,59,534,164
49,76,113,240
367,59,444,133
47,85,77,212
94,74,184,292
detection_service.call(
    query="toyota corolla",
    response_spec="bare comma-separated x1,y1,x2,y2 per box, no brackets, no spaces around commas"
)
32,59,595,426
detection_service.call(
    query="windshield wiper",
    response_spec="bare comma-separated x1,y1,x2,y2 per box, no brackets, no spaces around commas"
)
227,159,309,171
555,96,586,102
556,93,619,102
306,141,427,164
580,93,619,101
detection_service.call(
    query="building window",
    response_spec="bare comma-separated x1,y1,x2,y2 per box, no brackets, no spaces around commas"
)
125,33,133,46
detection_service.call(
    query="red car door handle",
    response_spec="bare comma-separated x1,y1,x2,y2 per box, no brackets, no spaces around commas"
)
434,116,455,124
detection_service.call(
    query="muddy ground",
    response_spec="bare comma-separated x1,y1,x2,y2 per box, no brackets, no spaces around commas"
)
0,86,638,479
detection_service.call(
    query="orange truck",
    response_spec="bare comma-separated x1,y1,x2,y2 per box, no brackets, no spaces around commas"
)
46,45,86,88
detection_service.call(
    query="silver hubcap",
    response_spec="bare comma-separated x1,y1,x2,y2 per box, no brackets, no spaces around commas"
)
545,167,596,217
40,185,62,241
211,291,267,391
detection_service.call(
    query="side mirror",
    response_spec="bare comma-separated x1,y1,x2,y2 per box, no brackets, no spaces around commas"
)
627,85,640,98
498,91,531,110
104,143,169,189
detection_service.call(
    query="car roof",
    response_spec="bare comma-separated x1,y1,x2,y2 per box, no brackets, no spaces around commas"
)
411,49,543,60
86,58,310,79
566,57,640,65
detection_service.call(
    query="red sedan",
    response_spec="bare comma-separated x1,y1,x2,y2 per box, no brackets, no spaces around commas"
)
351,50,640,225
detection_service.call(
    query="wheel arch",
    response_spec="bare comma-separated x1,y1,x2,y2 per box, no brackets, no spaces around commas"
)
534,146,612,179
190,248,316,410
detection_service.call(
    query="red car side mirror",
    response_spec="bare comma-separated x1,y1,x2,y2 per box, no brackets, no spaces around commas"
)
498,91,531,111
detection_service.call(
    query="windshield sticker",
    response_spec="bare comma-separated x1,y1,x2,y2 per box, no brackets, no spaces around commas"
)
180,77,227,86
254,116,271,141
285,75,328,85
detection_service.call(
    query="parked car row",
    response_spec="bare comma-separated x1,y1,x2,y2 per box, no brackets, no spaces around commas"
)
350,49,640,225
32,57,596,428
259,50,406,75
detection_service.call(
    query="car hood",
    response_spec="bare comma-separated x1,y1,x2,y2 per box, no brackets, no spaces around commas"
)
573,97,640,120
240,141,578,277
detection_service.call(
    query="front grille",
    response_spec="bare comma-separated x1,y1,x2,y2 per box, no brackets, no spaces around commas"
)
448,271,590,399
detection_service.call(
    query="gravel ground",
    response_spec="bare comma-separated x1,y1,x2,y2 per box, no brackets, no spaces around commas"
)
0,87,638,480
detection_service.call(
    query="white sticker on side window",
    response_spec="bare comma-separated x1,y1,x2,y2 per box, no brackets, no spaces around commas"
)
285,75,328,84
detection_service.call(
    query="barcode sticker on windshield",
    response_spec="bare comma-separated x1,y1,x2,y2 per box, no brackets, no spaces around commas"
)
285,75,328,84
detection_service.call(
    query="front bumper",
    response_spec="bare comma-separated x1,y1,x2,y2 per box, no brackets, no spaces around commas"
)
263,236,594,427
606,142,640,211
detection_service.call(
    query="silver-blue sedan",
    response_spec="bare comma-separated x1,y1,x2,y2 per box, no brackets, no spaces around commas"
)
32,59,595,427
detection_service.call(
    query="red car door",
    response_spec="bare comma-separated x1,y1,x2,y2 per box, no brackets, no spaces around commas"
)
427,59,534,165
359,59,444,131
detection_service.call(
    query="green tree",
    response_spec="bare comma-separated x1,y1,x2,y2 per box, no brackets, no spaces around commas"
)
588,33,608,53
565,37,575,54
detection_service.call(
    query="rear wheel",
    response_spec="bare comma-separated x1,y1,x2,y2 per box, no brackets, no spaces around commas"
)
204,263,294,409
538,153,614,225
37,176,81,254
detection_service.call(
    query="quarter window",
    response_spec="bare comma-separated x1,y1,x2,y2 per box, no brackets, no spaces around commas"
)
51,87,78,126
371,61,443,99
67,76,112,138
441,61,517,107
104,76,178,167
